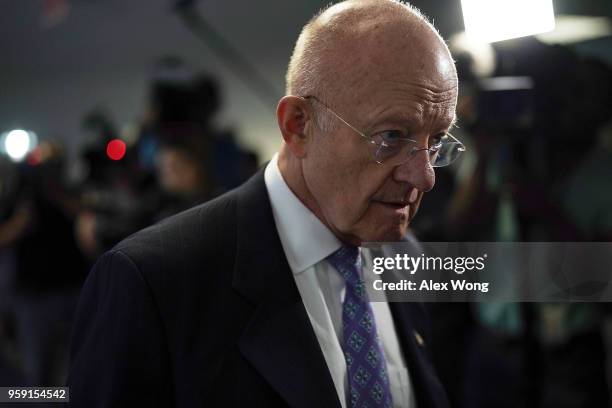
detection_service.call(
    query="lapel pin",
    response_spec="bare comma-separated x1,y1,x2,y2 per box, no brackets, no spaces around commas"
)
414,330,425,347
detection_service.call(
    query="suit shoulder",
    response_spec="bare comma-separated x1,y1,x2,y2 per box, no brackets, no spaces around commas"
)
113,189,239,270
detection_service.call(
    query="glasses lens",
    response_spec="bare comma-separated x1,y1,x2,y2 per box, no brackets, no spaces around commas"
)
373,137,465,167
431,141,465,167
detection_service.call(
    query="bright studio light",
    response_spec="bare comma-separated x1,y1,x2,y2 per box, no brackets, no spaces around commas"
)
461,0,555,43
537,15,612,44
2,129,38,162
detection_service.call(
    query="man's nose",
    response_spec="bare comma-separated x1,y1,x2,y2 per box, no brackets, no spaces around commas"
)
392,149,436,192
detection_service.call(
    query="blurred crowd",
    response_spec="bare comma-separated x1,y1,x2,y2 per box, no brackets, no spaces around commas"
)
0,58,258,388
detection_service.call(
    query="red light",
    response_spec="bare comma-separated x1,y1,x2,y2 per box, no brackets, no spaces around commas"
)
106,139,126,161
27,147,42,166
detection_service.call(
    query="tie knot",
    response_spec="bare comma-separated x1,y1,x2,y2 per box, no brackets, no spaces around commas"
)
327,245,361,284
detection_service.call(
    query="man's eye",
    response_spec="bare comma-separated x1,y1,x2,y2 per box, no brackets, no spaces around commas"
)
378,130,404,145
429,134,445,148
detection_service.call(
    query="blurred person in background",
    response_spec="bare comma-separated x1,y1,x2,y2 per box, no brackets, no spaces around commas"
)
75,109,153,259
558,58,612,242
75,60,258,258
417,38,612,408
154,136,211,221
138,56,258,195
0,156,27,385
3,141,88,387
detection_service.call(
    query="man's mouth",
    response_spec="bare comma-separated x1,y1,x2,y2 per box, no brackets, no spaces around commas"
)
374,201,409,211
374,189,420,209
371,200,410,223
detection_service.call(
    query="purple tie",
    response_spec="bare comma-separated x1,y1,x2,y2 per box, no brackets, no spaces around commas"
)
327,245,393,408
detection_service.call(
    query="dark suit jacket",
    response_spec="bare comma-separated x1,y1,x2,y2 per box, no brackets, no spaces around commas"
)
68,168,449,407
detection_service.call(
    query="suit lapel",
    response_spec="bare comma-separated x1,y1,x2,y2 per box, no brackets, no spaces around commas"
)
232,170,341,408
389,302,450,408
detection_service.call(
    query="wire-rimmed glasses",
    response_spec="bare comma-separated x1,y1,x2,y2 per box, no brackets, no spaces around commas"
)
303,95,465,167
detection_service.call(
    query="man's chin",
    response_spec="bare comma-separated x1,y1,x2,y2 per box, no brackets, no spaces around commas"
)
348,207,413,244
358,222,409,244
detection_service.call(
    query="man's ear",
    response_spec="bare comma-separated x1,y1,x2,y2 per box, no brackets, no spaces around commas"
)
277,96,311,158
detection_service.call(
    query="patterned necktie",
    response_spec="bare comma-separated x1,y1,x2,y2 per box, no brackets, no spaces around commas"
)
327,245,393,408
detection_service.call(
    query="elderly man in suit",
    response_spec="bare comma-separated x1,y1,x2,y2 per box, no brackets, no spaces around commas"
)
68,0,460,407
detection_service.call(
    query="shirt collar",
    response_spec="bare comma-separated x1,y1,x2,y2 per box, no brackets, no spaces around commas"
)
264,153,342,274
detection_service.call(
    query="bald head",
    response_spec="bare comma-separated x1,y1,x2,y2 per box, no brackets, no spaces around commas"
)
277,0,459,245
286,0,457,108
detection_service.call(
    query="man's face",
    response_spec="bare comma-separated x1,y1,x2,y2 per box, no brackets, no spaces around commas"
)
301,53,458,244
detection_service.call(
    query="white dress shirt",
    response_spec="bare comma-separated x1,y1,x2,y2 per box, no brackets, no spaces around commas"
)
264,154,415,408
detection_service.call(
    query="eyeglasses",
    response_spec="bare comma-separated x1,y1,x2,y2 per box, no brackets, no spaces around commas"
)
303,95,465,167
